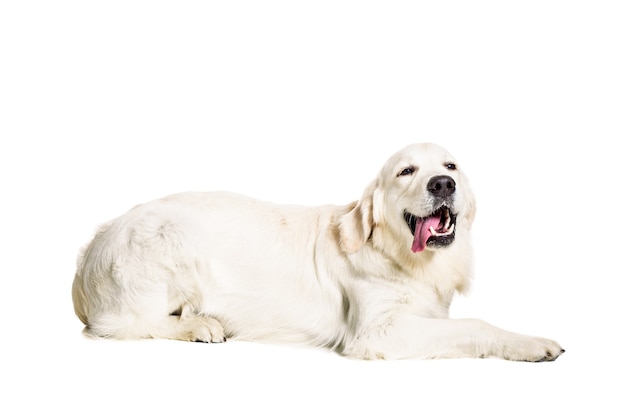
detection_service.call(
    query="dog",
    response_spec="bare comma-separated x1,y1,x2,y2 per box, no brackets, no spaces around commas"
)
72,143,564,361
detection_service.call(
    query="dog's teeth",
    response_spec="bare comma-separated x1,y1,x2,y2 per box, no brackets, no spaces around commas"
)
429,222,454,236
430,223,455,237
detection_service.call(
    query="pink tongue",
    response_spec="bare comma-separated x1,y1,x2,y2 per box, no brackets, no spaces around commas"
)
411,216,441,253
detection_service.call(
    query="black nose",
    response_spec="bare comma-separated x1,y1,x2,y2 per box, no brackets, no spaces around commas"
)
427,175,456,198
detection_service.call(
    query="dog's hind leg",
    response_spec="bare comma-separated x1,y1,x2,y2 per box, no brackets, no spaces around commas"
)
85,302,226,343
157,304,226,343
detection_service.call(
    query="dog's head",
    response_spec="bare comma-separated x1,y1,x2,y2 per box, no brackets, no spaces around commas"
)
340,143,476,254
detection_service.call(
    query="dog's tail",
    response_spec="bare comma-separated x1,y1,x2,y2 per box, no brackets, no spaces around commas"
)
72,270,89,326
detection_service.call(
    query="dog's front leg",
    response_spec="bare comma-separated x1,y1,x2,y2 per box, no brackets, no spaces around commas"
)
342,315,564,361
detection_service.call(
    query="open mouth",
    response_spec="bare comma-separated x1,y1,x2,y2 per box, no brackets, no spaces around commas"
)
403,206,457,253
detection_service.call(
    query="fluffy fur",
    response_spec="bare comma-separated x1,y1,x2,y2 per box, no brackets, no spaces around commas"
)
72,143,564,361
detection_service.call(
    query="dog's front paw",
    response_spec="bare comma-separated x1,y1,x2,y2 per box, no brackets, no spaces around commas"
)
502,336,565,362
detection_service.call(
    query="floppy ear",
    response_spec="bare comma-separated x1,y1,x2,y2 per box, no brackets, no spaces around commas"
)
461,172,477,227
339,179,378,253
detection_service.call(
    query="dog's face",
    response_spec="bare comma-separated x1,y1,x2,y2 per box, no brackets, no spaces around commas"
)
378,143,475,253
339,143,475,255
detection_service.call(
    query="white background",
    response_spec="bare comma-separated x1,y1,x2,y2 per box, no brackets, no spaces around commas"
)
1,1,624,415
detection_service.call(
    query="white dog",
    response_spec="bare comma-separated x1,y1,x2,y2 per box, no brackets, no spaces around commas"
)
72,143,564,361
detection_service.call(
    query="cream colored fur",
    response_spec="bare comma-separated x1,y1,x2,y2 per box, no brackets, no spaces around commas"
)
72,143,564,361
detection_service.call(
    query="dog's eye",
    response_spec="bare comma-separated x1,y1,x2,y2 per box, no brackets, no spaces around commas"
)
445,163,457,171
398,166,416,177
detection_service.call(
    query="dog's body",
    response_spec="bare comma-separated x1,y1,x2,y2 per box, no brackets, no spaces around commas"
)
73,143,564,361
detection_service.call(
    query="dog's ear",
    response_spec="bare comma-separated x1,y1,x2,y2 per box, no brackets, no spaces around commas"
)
339,179,379,253
461,173,476,229
461,172,477,226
